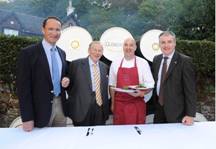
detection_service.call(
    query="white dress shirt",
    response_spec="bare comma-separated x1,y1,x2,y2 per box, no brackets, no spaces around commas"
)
156,50,175,95
88,57,100,91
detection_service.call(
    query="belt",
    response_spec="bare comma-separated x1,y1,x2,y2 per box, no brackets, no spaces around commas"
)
54,95,60,98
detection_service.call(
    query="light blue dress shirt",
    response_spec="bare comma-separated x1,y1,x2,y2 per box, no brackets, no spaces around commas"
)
42,39,62,79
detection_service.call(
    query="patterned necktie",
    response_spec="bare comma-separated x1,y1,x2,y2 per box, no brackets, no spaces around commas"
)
158,56,168,105
93,63,102,106
51,47,60,96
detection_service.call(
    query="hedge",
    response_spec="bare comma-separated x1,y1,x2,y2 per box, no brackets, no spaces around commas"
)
0,35,40,93
176,40,215,78
0,35,215,93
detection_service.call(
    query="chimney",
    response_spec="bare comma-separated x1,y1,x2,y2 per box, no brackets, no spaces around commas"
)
67,0,75,16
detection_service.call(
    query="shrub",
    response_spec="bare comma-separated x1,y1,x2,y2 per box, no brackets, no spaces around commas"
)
0,35,40,93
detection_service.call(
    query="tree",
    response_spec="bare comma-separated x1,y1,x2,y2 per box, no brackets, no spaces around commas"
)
138,0,215,40
0,0,214,40
29,0,68,18
0,0,33,14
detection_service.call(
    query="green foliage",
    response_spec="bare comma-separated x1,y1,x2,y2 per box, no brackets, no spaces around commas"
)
29,0,68,18
111,0,142,10
0,0,214,41
0,0,33,14
0,35,214,94
176,40,215,98
0,35,40,93
176,40,215,78
138,0,215,41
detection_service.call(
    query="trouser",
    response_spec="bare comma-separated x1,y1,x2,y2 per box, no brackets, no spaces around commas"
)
73,93,105,126
48,96,67,127
153,101,167,123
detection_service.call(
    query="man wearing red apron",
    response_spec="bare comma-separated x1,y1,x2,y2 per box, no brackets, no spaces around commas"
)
115,58,145,124
109,38,155,125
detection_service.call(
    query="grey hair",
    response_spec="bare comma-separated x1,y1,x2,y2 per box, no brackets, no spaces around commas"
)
159,31,176,40
88,41,103,49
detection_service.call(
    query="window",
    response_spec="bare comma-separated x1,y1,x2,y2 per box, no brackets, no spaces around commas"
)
3,28,19,36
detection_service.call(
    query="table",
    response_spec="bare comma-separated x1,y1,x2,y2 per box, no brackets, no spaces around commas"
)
0,122,215,149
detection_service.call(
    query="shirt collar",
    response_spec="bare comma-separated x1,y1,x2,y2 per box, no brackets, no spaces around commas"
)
42,39,57,51
163,50,175,60
88,56,99,66
123,56,135,62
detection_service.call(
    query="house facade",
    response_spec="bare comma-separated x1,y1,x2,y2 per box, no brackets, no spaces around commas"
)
0,9,44,36
0,0,78,37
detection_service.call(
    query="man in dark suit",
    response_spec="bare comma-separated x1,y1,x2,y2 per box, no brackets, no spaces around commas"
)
16,16,67,131
62,41,109,126
152,31,196,125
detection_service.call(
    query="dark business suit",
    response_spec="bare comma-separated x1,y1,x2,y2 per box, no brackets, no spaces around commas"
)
16,42,67,127
152,51,196,123
66,57,109,125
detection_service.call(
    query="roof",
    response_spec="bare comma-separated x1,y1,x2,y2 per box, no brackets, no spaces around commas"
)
62,12,79,26
0,9,44,35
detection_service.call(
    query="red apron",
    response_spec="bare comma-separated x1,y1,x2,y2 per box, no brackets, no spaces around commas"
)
114,58,146,125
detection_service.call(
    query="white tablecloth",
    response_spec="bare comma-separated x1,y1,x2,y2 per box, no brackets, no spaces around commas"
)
0,122,215,149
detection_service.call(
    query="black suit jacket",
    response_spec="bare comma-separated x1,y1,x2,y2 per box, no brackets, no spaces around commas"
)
66,57,109,122
152,51,196,122
16,42,67,127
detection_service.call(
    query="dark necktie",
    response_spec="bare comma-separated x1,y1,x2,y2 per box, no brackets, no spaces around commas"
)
158,56,168,105
51,47,60,96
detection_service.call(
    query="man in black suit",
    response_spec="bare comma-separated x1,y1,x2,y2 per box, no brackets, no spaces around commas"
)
152,31,196,125
16,16,67,131
62,41,109,126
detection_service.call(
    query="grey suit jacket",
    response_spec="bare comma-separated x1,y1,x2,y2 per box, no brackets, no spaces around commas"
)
66,57,109,122
152,51,196,122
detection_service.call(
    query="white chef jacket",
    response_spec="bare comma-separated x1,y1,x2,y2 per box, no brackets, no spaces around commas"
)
109,56,155,102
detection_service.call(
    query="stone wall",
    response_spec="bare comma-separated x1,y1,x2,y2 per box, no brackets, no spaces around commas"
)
0,92,20,127
0,92,215,127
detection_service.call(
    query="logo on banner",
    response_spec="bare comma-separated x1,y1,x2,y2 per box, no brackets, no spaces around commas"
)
71,40,80,49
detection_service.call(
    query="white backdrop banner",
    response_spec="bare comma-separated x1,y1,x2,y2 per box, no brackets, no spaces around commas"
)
57,26,93,61
140,29,163,62
100,27,133,61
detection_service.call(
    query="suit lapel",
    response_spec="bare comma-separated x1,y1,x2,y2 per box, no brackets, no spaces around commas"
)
154,55,163,82
99,61,106,94
56,47,65,78
165,52,179,80
38,43,52,85
81,58,92,91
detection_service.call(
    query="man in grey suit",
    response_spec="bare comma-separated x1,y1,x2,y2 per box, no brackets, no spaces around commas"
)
62,41,109,126
152,31,196,125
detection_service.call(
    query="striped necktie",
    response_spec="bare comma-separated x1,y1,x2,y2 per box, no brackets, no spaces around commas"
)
93,63,102,106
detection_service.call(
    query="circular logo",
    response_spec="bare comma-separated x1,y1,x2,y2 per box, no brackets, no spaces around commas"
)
152,43,160,51
71,40,80,49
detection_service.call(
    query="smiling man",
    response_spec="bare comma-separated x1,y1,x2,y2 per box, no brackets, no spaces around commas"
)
63,41,110,126
109,37,154,125
17,16,68,131
152,31,197,125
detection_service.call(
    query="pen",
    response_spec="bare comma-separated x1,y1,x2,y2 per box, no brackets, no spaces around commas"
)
90,128,94,135
134,126,142,135
86,128,90,136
